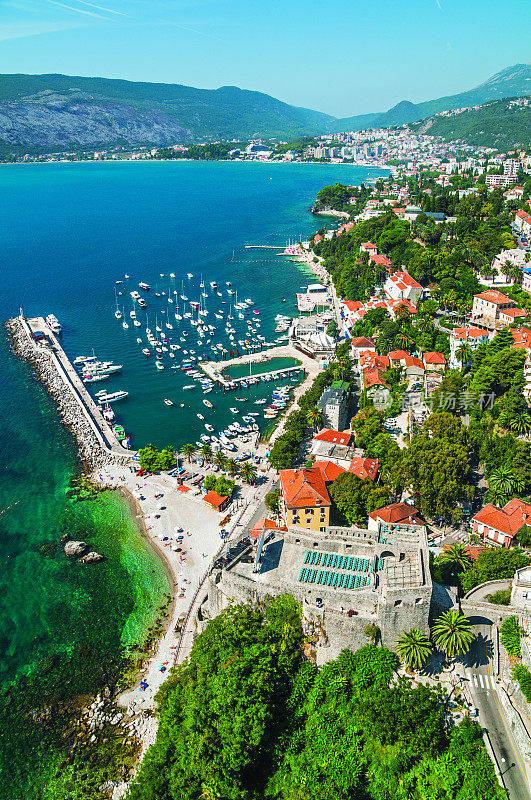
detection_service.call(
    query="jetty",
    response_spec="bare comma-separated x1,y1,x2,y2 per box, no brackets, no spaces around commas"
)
7,315,132,466
198,344,319,390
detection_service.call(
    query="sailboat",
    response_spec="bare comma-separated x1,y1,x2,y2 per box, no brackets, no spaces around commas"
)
174,296,182,322
122,308,129,329
114,288,122,319
200,274,204,289
155,315,162,333
180,280,188,301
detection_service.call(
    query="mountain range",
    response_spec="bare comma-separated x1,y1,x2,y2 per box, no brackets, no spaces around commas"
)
327,62,531,132
0,73,333,154
0,62,529,154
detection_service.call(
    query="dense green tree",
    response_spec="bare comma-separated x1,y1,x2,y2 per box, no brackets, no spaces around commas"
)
460,548,530,594
329,472,389,525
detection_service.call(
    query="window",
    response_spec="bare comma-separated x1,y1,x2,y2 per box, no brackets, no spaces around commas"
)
320,527,326,532
305,508,314,515
394,600,402,607
415,598,422,605
295,539,300,544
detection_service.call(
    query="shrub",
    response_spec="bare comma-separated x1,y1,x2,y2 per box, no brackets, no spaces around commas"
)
485,589,511,605
513,664,531,702
500,615,522,657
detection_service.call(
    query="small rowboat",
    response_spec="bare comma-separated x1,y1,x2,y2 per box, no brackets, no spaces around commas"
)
203,399,213,408
164,398,173,406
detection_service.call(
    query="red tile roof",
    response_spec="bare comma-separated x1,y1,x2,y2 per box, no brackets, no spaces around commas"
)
387,270,422,289
363,367,386,388
473,498,531,539
405,355,425,370
371,254,392,267
313,460,347,482
249,518,287,539
368,502,423,525
474,290,511,305
349,457,379,481
280,467,331,509
313,429,351,446
423,351,446,365
453,327,489,340
342,300,363,312
511,327,531,349
501,307,526,318
388,350,410,360
203,490,228,509
350,336,375,348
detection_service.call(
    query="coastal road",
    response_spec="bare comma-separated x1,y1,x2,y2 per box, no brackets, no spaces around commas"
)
460,623,530,800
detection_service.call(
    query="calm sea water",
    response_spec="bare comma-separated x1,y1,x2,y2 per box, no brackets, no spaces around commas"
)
0,160,387,795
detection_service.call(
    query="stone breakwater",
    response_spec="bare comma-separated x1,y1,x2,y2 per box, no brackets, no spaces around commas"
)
5,317,129,472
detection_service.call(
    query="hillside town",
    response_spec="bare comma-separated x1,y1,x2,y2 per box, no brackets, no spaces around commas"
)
189,142,531,795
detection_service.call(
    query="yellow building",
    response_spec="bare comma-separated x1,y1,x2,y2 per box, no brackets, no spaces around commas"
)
279,467,331,532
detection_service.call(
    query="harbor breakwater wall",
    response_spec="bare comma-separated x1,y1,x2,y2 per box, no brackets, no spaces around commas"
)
6,316,130,472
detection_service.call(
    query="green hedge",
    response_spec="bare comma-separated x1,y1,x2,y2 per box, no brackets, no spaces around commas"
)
513,664,531,702
500,616,522,658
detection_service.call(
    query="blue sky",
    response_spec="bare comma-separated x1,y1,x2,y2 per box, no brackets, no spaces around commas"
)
0,0,530,117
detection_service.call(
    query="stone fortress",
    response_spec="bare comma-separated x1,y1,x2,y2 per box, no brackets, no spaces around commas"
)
206,518,432,660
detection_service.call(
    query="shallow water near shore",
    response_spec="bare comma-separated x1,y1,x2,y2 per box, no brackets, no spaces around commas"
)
0,159,387,794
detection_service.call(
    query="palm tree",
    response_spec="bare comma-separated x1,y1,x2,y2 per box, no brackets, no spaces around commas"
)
486,485,510,508
225,457,240,478
438,543,473,571
306,406,323,431
431,610,475,659
488,465,524,497
456,342,472,371
180,443,196,464
509,411,531,436
200,443,213,463
396,629,432,671
240,462,258,485
213,451,227,471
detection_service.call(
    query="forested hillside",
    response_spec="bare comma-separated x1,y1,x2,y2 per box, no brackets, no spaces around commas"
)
124,598,503,800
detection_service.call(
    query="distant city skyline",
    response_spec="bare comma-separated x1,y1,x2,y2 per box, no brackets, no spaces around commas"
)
0,0,529,118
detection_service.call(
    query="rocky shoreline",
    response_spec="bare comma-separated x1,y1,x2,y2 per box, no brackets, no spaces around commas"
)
5,317,129,472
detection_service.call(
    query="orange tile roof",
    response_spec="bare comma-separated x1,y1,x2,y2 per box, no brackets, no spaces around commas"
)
342,300,363,312
313,429,351,446
473,498,531,538
313,460,347,482
474,290,511,305
368,502,423,525
388,270,422,289
502,307,526,318
203,490,228,509
423,351,446,364
350,336,375,348
348,457,379,481
388,350,410,360
452,327,488,340
363,367,386,388
249,518,287,539
280,467,331,509
405,355,425,370
511,327,531,349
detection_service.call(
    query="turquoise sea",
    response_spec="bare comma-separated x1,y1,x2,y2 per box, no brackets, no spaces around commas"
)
0,160,387,795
